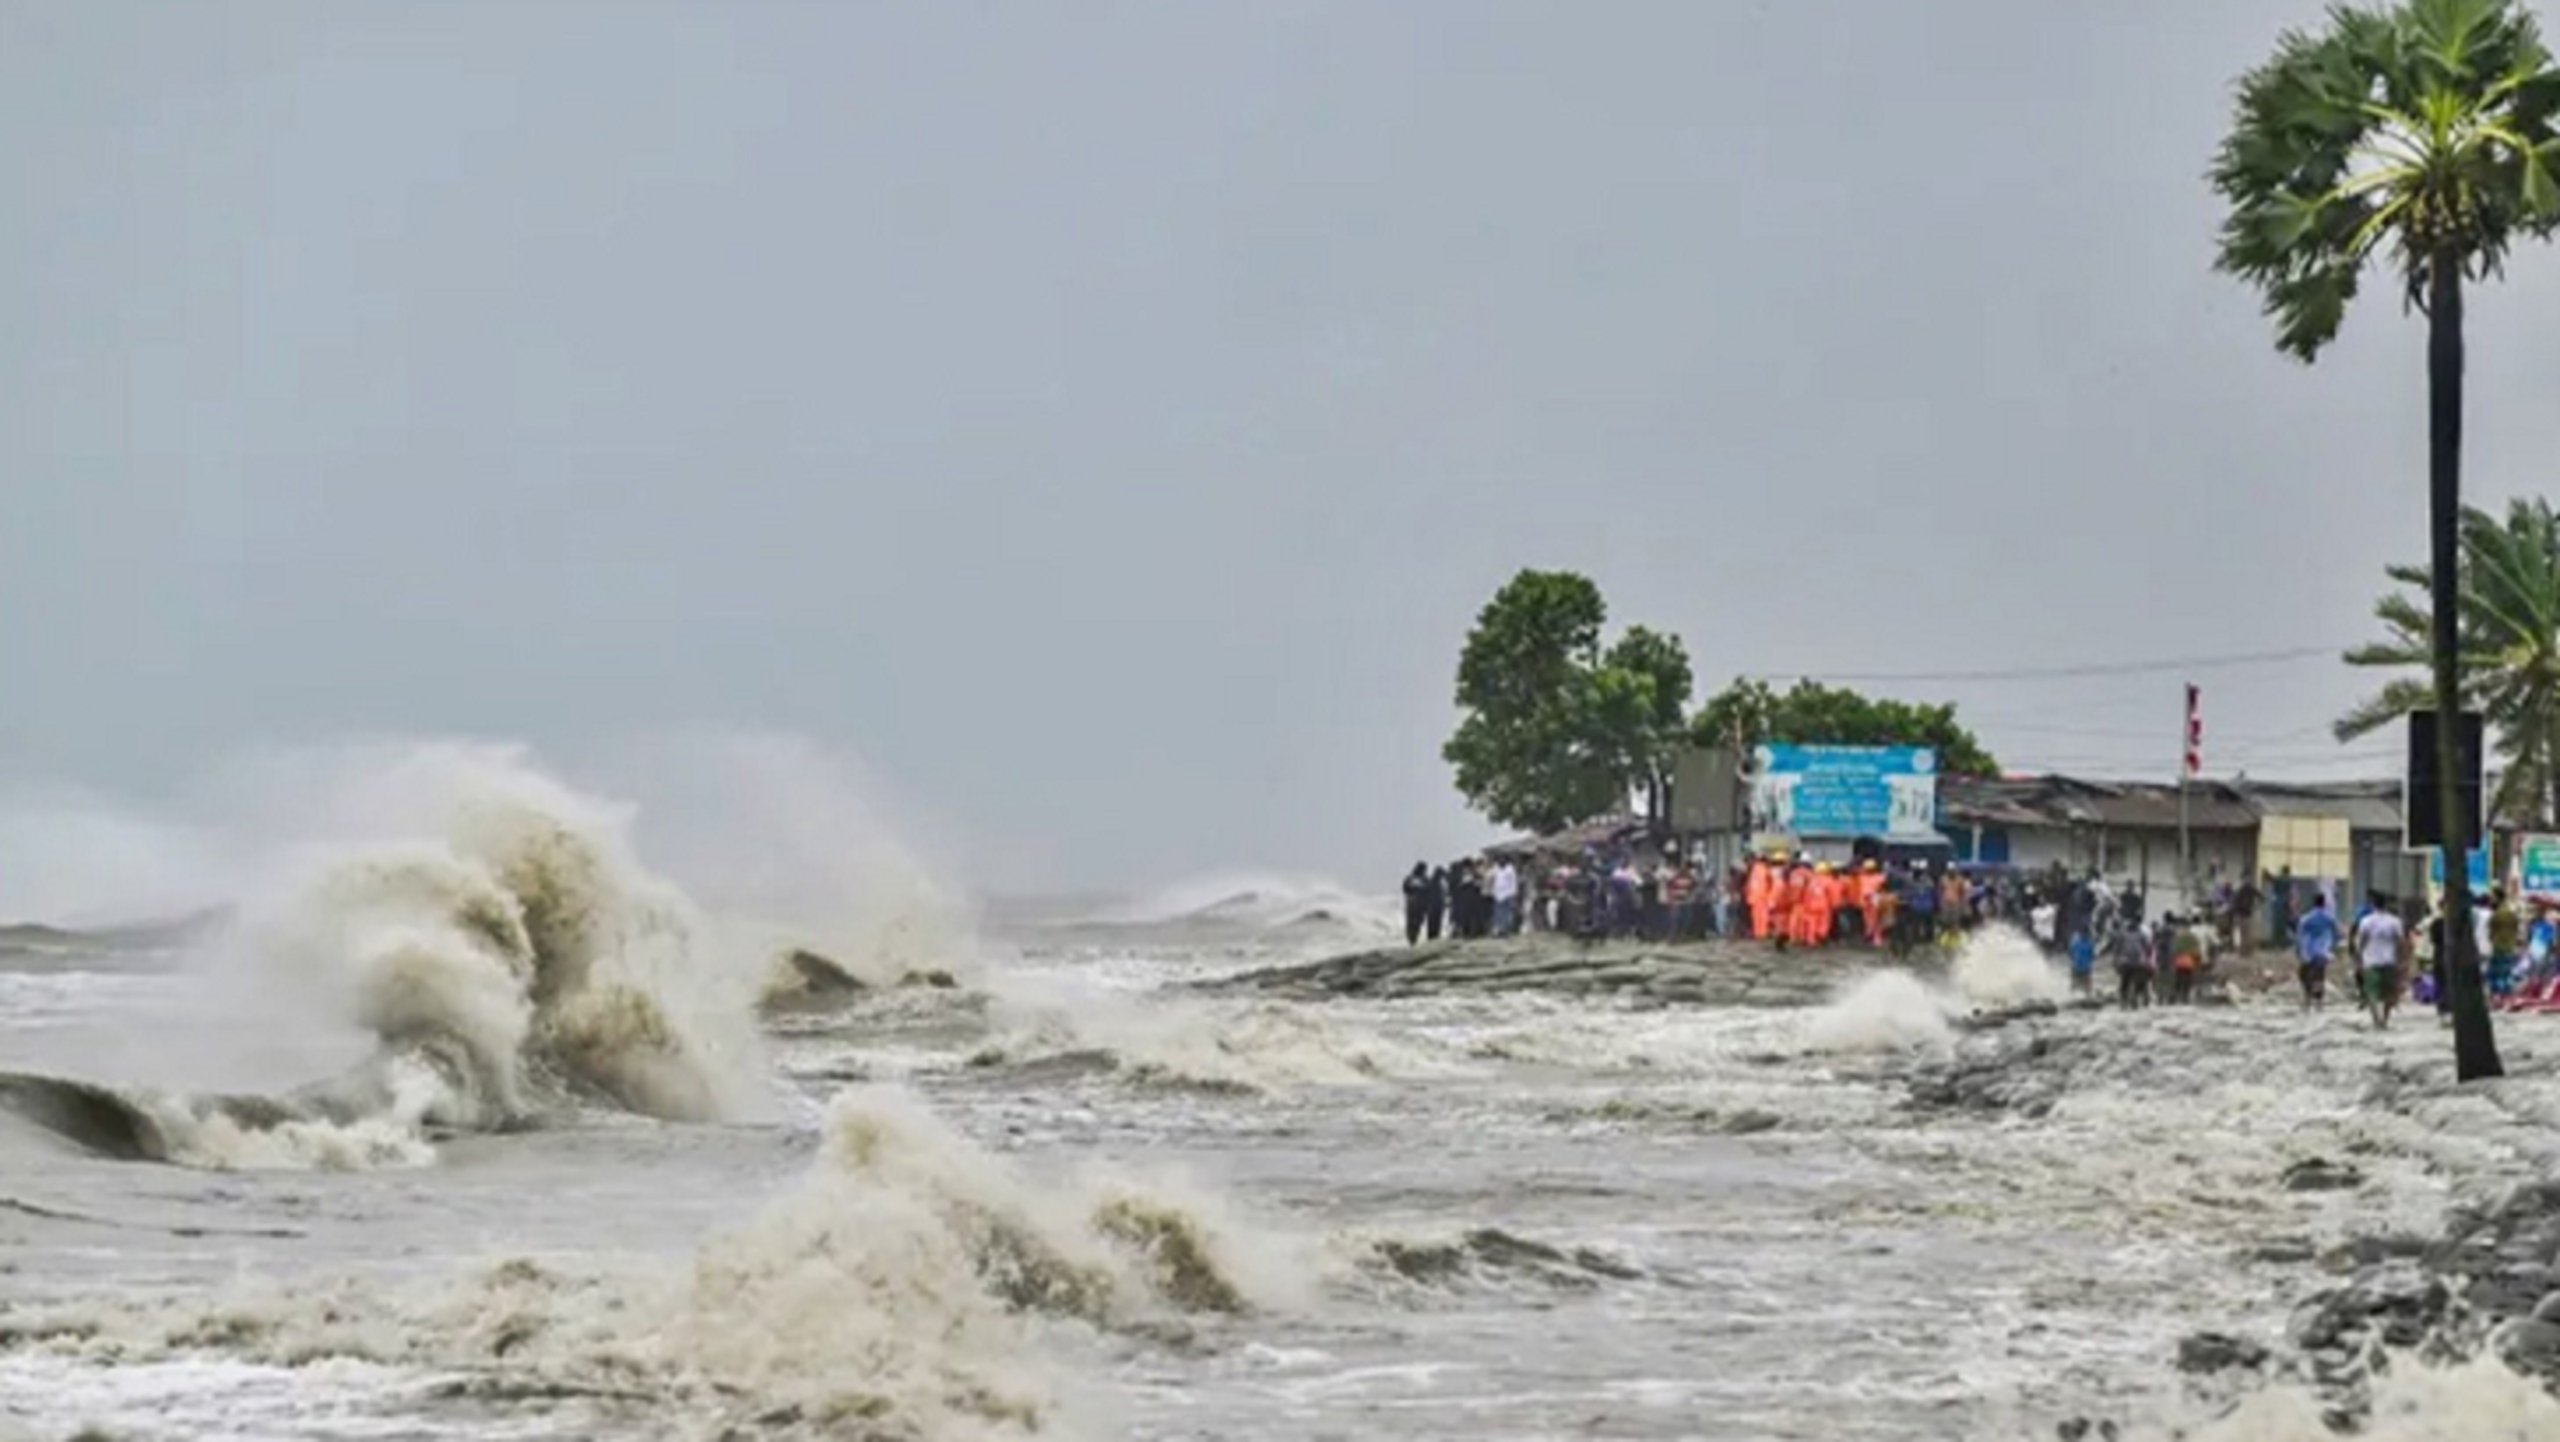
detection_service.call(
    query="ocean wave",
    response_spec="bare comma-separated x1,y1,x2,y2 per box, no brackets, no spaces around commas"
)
0,1087,1291,1439
1800,927,2066,1056
967,993,1458,1096
1357,1225,1648,1292
1073,873,1401,939
0,746,786,1168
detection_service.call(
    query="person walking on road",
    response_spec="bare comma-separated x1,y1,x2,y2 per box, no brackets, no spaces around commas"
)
2295,892,2340,1010
2166,914,2205,1005
2113,918,2156,1009
2355,894,2407,1030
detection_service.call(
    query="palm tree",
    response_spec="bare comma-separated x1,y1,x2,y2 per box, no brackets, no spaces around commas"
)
2214,0,2560,1082
2338,498,2560,830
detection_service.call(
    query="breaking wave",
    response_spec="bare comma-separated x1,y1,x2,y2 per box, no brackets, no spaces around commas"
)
1080,873,1400,938
0,745,790,1167
240,747,772,1129
1803,970,1958,1054
1358,1226,1647,1293
0,1087,1288,1438
1949,926,2071,1008
970,989,1454,1095
1801,927,2064,1055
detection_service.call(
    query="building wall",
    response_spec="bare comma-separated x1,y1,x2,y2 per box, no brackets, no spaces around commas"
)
1995,825,2257,917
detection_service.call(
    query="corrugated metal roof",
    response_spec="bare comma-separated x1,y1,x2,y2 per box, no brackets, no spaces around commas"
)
1483,814,1646,861
1938,774,2332,832
2234,780,2404,832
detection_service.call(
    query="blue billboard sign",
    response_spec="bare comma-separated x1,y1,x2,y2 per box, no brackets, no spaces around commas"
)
2424,847,2491,891
1749,745,1939,839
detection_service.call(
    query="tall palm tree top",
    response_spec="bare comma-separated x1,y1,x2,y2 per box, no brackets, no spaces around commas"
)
2213,0,2560,360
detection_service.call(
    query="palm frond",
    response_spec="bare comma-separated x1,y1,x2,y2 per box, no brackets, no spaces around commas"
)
2336,677,2440,740
2214,0,2560,357
2340,494,2560,824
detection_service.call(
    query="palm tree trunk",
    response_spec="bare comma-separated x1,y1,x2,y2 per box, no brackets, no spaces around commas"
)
2430,256,2502,1082
2547,710,2560,829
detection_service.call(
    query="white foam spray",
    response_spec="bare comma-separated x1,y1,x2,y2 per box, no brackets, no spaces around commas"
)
1949,926,2070,1008
1801,927,2063,1054
0,1086,1293,1437
980,976,1454,1094
2156,1357,2560,1440
1803,970,1958,1054
230,743,775,1128
1,741,816,1168
595,733,986,1000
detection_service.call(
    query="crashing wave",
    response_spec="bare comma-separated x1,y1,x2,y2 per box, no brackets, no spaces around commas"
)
1800,927,2067,1056
258,765,769,1129
756,943,965,1015
965,994,1454,1096
1357,1226,1646,1293
0,1088,1287,1437
0,750,777,1168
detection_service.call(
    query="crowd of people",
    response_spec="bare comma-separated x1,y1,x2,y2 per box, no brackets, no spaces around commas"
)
1401,850,2101,955
1401,849,2560,1027
2277,886,2560,1029
1399,857,1524,942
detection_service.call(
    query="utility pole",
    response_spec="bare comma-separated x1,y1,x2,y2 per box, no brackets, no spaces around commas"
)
2180,684,2201,907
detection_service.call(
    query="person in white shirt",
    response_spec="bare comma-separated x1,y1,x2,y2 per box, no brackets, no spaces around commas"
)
1490,861,1521,937
2354,895,2407,1030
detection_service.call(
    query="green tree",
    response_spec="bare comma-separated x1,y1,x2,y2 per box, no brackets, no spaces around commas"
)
1596,625,1697,818
2337,497,2560,827
2213,0,2560,1081
1443,571,1694,834
1690,678,1999,776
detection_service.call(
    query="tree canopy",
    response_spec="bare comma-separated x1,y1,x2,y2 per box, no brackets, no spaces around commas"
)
2211,0,2560,360
1690,678,1999,777
2338,496,2560,826
1442,571,1694,835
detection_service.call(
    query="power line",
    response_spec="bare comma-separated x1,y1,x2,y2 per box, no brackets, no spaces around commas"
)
2004,738,2396,762
1974,718,2356,744
1756,645,2344,686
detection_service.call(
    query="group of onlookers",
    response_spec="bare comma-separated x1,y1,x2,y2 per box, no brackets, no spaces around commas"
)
2282,886,2560,1027
1402,851,1701,943
2063,880,2560,1025
1399,850,2098,951
1400,843,2560,1030
1401,858,1524,943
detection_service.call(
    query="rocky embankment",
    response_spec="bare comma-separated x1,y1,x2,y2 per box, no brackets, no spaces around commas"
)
1192,936,1927,1006
2188,1179,2560,1412
1901,1003,2560,1425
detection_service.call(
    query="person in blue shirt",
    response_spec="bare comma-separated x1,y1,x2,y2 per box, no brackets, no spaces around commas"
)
2295,892,2341,1011
1901,864,1940,957
2067,928,2096,996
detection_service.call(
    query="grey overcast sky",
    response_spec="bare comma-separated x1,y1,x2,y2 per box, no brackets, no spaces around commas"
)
9,0,2560,896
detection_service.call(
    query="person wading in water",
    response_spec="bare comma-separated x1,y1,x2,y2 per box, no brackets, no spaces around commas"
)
2355,893,2406,1030
2114,918,2156,1009
2295,891,2340,1010
2166,914,2205,1005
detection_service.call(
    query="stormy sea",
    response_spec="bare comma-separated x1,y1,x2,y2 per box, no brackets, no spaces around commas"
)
6,744,2560,1441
